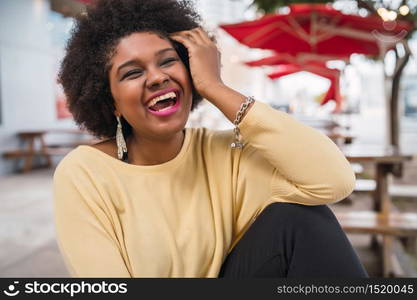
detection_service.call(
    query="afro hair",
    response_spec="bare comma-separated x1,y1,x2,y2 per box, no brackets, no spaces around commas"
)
58,0,204,139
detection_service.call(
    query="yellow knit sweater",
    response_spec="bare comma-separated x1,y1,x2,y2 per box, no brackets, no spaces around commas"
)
53,101,355,277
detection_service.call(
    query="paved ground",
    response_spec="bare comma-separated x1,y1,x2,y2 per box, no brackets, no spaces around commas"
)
0,163,415,278
0,169,69,277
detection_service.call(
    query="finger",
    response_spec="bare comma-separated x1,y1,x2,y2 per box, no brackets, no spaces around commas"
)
172,29,203,45
194,27,213,44
189,28,206,44
170,34,194,50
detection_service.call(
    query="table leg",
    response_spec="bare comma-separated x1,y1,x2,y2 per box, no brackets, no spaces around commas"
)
22,137,35,173
382,236,394,277
375,163,393,277
376,164,391,216
39,135,52,167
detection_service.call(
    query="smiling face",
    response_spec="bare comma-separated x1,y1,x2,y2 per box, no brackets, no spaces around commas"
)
108,32,193,141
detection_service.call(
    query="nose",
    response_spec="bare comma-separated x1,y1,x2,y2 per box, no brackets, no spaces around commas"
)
146,67,169,89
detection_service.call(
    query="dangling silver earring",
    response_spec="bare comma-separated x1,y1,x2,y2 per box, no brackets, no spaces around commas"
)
116,115,127,160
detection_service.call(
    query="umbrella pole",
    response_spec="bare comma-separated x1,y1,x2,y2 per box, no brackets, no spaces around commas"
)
382,56,393,148
378,39,396,149
381,40,412,149
389,40,412,148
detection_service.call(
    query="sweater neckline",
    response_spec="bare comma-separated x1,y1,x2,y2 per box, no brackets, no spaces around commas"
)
78,127,193,172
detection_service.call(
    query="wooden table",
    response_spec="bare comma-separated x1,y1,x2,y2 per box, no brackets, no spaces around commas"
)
3,129,97,173
326,130,355,145
342,145,413,217
339,144,415,277
3,131,52,173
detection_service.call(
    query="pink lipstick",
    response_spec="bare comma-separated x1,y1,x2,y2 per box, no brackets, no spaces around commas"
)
147,93,181,117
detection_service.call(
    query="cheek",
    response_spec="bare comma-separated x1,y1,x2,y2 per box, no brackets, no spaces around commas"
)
109,79,125,105
175,66,192,93
113,81,144,106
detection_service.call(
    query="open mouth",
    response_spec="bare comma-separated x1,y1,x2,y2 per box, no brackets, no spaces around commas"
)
147,91,178,112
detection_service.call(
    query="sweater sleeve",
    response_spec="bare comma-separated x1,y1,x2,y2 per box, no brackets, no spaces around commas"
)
237,101,355,206
53,155,131,277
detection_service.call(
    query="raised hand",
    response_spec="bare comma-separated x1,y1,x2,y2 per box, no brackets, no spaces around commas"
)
170,28,223,101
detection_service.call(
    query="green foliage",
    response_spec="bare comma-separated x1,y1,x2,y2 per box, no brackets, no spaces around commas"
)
249,0,328,14
250,0,417,31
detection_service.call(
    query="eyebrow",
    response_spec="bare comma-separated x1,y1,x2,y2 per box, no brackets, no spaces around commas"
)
116,48,176,74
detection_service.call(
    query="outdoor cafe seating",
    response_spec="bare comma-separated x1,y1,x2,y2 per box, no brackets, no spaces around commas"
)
2,129,98,173
336,144,417,277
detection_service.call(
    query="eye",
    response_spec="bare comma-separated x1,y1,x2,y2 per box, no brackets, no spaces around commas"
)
161,58,178,66
122,69,143,80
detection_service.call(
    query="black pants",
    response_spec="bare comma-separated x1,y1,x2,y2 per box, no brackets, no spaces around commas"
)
219,202,368,278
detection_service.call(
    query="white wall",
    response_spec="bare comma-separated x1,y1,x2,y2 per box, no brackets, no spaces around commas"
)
0,0,76,175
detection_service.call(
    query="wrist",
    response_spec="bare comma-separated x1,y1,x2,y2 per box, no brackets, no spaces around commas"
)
198,81,229,102
198,82,252,124
197,81,226,102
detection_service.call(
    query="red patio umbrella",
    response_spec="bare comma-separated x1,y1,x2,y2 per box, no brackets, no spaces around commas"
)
244,52,349,67
266,64,302,77
244,51,344,110
220,4,412,57
266,63,342,111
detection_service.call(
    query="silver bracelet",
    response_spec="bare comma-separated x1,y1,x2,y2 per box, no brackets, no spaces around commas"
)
231,96,255,149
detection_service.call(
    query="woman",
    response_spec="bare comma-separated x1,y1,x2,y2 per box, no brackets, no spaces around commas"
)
54,0,367,278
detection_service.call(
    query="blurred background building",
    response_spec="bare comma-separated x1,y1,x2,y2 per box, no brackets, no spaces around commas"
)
1,0,417,175
0,0,416,278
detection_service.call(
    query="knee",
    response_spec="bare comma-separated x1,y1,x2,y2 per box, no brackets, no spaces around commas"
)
258,202,340,232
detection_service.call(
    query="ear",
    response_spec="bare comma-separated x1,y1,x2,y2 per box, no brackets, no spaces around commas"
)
113,98,120,116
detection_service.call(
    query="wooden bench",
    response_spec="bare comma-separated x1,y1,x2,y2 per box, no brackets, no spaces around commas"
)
3,130,97,173
354,179,417,198
3,148,72,159
336,210,417,277
342,147,415,277
336,211,417,237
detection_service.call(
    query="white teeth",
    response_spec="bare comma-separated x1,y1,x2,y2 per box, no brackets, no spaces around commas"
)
147,92,177,108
